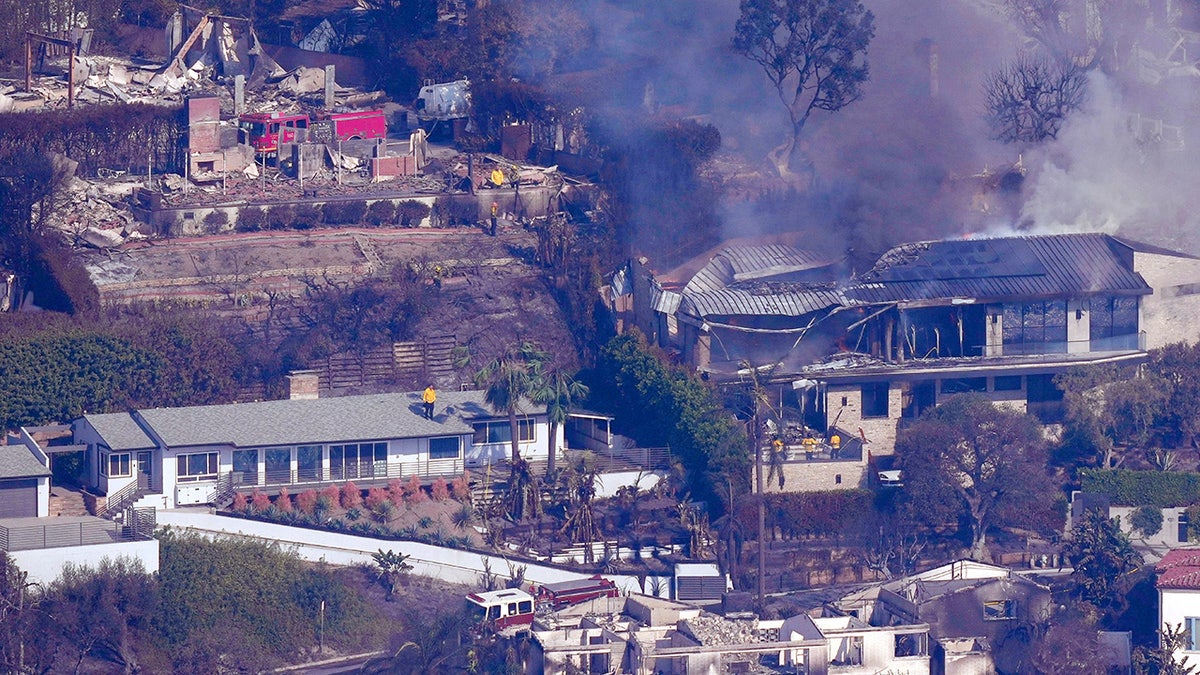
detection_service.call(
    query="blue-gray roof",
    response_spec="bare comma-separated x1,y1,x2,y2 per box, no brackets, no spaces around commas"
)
0,445,51,480
82,390,543,450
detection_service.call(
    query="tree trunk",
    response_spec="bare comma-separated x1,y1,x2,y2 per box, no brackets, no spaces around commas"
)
547,419,558,477
509,407,520,480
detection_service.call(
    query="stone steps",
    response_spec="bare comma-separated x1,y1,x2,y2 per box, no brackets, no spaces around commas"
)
49,486,89,517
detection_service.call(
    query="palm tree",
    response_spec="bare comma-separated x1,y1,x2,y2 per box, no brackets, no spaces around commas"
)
469,341,549,469
531,368,589,478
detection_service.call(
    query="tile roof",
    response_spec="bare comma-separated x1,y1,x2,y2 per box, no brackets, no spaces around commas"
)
83,390,542,451
845,233,1152,304
0,445,51,480
1156,549,1200,589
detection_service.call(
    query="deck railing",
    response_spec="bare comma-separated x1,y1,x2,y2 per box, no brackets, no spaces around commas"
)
0,518,151,552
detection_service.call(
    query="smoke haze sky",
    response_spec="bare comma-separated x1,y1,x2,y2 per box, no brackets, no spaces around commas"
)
568,0,1200,258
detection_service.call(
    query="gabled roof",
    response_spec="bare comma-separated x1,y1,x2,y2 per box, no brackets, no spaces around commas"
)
0,445,51,480
1156,549,1200,589
679,245,843,319
81,390,544,451
845,233,1152,304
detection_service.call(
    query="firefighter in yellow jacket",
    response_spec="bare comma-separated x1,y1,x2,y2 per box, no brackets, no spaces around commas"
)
423,386,436,419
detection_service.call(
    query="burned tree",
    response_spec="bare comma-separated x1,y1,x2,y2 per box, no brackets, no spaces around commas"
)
984,55,1087,144
733,0,874,175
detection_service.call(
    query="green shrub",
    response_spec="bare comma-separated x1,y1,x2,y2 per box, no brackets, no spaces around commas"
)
322,200,367,225
1080,469,1200,507
1130,505,1164,536
266,204,293,230
292,203,321,230
396,200,431,228
202,210,229,233
365,200,395,226
237,207,265,232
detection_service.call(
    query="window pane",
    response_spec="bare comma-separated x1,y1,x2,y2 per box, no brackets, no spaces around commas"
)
994,376,1022,392
430,437,460,460
373,443,388,462
518,420,535,442
473,425,487,444
266,448,290,473
489,423,512,444
862,383,889,418
297,445,321,480
1002,303,1023,343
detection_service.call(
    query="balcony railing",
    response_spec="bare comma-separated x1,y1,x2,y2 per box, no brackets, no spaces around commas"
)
0,518,150,552
759,442,863,464
230,457,469,491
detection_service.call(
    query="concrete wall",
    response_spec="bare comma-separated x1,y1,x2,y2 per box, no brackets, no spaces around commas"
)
759,460,868,493
1111,506,1189,553
139,183,594,237
825,384,902,456
155,510,650,594
1135,251,1200,349
8,539,160,585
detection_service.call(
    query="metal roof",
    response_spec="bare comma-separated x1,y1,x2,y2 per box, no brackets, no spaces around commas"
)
0,445,51,480
845,234,1152,304
82,390,544,451
680,245,843,318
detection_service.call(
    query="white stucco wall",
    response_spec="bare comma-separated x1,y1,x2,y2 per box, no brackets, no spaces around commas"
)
7,539,160,585
1159,586,1200,665
155,510,649,595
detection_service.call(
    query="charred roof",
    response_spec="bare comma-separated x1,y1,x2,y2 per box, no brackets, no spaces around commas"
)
846,233,1155,304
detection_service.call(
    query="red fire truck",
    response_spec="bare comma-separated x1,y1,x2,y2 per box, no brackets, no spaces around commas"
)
238,109,387,155
532,576,619,609
465,588,535,631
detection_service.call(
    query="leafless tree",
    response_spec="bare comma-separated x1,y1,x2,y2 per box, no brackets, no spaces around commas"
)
733,0,874,176
984,55,1087,144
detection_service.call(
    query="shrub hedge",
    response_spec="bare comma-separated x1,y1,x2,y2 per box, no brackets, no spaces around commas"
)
1080,468,1200,507
737,490,874,540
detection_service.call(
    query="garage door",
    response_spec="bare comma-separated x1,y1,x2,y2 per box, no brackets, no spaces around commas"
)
0,479,37,518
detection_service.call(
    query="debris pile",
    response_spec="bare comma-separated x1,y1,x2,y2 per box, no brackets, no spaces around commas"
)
679,614,769,646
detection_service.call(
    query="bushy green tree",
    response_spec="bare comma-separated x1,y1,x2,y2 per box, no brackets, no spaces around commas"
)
1064,508,1144,607
594,332,749,509
896,393,1060,559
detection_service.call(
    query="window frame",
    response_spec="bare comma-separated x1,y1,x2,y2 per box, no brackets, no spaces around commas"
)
983,599,1016,621
473,420,536,444
103,452,131,478
861,383,890,419
1187,617,1200,652
176,452,219,483
993,375,1023,392
429,436,461,460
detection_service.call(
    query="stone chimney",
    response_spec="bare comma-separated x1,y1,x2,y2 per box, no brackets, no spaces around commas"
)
286,371,320,400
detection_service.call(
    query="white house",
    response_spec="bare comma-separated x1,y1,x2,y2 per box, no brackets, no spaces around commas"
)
0,442,51,518
69,388,617,512
1157,548,1200,664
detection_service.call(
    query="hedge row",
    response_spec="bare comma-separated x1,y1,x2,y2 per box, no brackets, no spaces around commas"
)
1080,468,1200,507
737,489,874,540
235,199,430,232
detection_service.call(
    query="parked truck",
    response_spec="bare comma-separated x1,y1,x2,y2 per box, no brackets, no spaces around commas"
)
238,109,387,155
465,588,535,632
414,79,470,126
531,576,619,609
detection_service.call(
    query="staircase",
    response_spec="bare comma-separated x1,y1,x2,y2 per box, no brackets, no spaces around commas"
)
48,485,89,517
97,481,151,519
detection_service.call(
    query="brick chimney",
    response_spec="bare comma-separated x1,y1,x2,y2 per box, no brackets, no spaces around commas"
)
286,371,320,400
